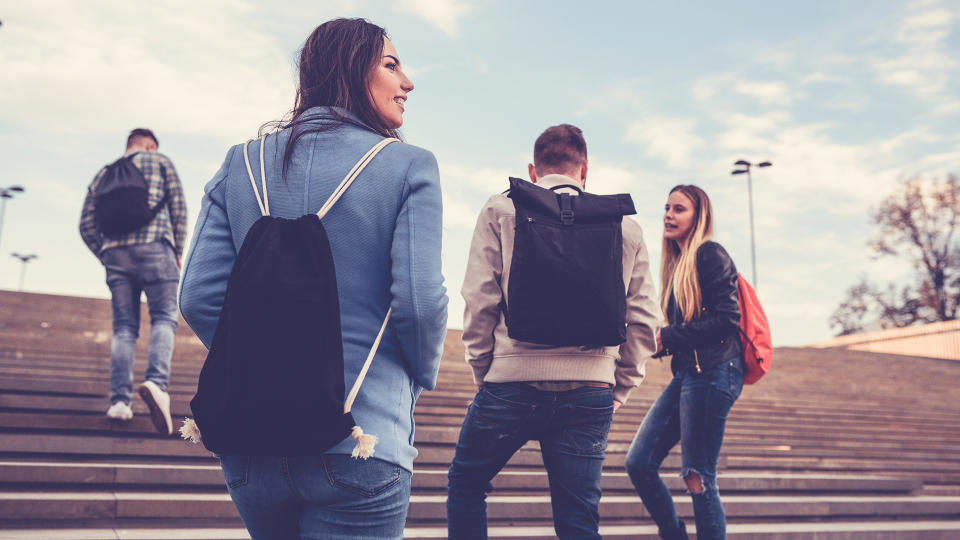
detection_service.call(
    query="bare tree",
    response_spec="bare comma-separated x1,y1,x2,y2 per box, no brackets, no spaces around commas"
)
831,175,960,334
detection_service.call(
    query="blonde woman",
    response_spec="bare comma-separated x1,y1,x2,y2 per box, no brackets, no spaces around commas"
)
624,185,743,540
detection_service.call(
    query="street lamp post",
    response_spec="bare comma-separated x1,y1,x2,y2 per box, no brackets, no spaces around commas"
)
12,253,37,292
0,186,26,256
731,160,771,289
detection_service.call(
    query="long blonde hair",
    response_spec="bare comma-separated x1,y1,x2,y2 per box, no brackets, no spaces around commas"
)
660,185,714,323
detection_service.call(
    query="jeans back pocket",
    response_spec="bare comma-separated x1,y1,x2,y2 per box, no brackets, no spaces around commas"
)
219,455,250,489
322,454,403,498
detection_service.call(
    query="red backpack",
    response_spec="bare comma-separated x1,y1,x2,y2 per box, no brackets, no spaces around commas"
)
736,274,772,384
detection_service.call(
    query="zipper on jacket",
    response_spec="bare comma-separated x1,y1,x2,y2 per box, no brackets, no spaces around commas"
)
694,349,702,374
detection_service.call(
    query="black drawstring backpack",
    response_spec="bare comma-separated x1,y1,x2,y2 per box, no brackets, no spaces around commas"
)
94,152,168,237
504,176,637,347
181,135,398,458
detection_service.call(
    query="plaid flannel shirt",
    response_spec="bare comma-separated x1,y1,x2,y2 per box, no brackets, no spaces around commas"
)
79,150,188,259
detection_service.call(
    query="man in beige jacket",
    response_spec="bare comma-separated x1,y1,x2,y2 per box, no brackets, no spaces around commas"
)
446,124,661,539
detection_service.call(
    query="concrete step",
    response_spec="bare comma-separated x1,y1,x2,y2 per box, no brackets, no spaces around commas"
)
5,410,959,460
1,521,960,540
2,491,959,522
0,460,923,494
4,431,959,485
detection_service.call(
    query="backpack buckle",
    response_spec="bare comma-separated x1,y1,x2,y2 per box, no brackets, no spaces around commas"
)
559,193,575,225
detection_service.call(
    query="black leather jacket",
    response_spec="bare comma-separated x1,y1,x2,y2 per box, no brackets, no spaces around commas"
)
661,241,742,375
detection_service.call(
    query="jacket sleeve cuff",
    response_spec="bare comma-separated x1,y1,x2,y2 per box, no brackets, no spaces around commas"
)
467,354,492,386
660,325,680,352
613,385,632,405
470,364,490,386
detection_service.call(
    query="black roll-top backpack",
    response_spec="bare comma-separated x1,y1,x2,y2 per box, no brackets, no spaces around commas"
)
94,153,168,237
505,176,637,347
181,135,398,458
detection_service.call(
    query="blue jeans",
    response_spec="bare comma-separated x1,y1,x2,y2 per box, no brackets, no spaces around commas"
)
624,356,745,540
102,241,179,404
219,454,412,540
447,382,614,540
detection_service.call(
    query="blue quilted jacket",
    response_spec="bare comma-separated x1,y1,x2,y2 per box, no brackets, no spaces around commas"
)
179,107,448,472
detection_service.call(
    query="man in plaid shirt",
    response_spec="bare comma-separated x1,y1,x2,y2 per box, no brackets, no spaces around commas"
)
80,128,187,435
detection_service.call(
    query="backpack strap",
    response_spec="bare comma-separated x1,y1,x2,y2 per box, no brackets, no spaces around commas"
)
317,137,399,219
336,137,399,416
343,305,393,415
242,135,270,217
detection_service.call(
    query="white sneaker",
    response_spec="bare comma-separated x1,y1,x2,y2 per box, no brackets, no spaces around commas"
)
139,381,173,435
106,401,133,421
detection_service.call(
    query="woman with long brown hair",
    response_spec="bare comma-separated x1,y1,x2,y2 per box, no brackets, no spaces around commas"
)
179,18,447,539
624,185,744,539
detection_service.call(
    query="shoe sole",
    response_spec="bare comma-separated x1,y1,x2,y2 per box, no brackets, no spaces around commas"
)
139,385,173,435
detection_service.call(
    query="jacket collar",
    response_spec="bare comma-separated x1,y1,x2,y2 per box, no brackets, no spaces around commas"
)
534,174,585,192
298,106,366,126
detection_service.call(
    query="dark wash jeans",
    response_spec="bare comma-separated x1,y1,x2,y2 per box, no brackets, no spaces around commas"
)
447,382,615,540
624,356,745,540
102,241,179,404
219,454,411,540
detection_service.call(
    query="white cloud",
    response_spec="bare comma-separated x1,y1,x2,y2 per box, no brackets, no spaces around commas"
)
402,63,445,78
714,111,791,151
801,73,832,85
394,0,473,38
734,81,794,105
934,100,960,115
873,2,959,98
692,74,733,102
901,8,955,33
587,163,642,194
0,1,294,141
625,116,704,169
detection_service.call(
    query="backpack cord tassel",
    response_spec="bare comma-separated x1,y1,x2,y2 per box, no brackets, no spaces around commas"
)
344,306,391,460
179,418,202,444
350,425,378,459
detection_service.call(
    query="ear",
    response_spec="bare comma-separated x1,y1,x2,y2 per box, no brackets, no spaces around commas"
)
528,163,538,183
579,160,588,187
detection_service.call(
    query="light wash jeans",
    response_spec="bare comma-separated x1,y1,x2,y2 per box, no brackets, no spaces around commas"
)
447,382,614,540
102,241,179,404
219,454,412,539
624,356,745,540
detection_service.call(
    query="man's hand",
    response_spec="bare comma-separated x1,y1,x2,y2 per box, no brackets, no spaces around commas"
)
655,329,662,351
613,400,622,413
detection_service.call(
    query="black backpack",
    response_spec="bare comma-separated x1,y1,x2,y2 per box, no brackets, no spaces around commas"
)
94,153,168,237
181,135,398,457
505,177,636,347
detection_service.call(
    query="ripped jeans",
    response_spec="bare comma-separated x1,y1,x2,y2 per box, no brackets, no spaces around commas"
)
624,356,744,540
447,382,614,540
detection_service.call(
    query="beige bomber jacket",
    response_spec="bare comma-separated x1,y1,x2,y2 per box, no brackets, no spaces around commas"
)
460,174,662,404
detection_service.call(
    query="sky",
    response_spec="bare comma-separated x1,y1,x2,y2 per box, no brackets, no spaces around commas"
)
1,0,958,346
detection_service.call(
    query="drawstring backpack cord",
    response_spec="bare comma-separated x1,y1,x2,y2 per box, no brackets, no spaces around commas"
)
320,138,398,459
344,306,392,458
181,135,273,445
181,136,399,456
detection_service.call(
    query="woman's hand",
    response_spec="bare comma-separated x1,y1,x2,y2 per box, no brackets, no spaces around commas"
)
652,329,668,360
613,400,622,413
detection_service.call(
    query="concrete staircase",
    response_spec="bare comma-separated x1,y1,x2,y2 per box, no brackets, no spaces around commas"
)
1,290,959,539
